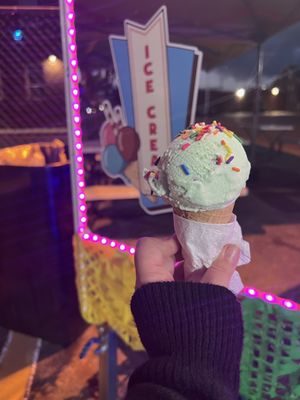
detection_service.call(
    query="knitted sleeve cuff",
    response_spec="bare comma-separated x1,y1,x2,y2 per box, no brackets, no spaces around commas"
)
131,281,243,370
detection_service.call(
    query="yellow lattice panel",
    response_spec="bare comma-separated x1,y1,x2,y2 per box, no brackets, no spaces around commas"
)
73,235,143,350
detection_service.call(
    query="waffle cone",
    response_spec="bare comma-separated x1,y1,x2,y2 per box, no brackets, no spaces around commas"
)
173,203,234,224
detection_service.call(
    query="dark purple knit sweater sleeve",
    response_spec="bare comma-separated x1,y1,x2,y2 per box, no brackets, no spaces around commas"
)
126,282,243,400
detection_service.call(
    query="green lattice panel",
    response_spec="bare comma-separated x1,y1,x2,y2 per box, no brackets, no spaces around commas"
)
240,298,300,399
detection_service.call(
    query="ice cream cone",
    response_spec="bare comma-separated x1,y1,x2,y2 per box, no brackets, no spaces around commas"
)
173,202,234,224
124,160,139,189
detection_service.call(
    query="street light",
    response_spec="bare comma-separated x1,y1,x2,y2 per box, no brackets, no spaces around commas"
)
271,87,280,96
48,54,58,63
235,88,245,99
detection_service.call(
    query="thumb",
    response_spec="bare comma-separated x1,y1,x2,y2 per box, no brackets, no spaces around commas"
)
200,244,240,288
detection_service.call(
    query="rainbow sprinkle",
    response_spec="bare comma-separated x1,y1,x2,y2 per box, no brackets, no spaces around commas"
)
226,155,234,164
195,133,205,141
189,130,198,139
181,131,190,140
221,139,233,155
224,129,234,138
181,164,190,175
202,125,210,133
232,167,240,172
181,143,190,151
216,155,223,165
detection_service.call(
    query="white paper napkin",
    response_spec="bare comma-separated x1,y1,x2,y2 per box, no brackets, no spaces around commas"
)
173,213,251,295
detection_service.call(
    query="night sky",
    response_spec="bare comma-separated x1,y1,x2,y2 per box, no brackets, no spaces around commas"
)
201,21,300,91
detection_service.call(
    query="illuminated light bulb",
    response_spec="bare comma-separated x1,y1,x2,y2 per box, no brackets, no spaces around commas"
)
79,193,85,200
48,54,57,63
283,300,293,309
70,59,77,67
74,116,80,123
81,217,87,223
271,87,280,96
101,238,107,245
119,244,125,251
71,74,78,82
129,248,135,254
110,241,116,247
80,205,86,212
69,44,76,52
78,182,84,188
68,28,75,36
83,233,89,239
74,129,81,136
75,143,82,150
265,294,274,302
73,89,79,96
77,169,83,175
73,103,79,110
77,156,83,162
92,235,98,241
68,13,74,20
235,88,245,99
13,29,23,41
247,288,256,296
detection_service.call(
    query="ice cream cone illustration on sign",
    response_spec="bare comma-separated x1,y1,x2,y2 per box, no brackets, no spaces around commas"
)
100,6,202,214
100,100,140,187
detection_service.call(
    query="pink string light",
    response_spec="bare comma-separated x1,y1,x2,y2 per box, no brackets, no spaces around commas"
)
242,287,299,312
264,294,275,302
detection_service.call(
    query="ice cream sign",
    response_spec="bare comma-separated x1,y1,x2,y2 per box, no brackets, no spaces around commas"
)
100,6,202,214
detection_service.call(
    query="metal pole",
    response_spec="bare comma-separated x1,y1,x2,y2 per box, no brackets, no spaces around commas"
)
98,324,117,400
59,0,79,232
250,43,264,163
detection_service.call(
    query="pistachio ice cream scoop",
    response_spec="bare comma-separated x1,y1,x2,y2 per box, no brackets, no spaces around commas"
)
145,121,251,212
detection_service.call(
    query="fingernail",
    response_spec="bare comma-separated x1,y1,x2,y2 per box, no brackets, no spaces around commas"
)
224,245,240,264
